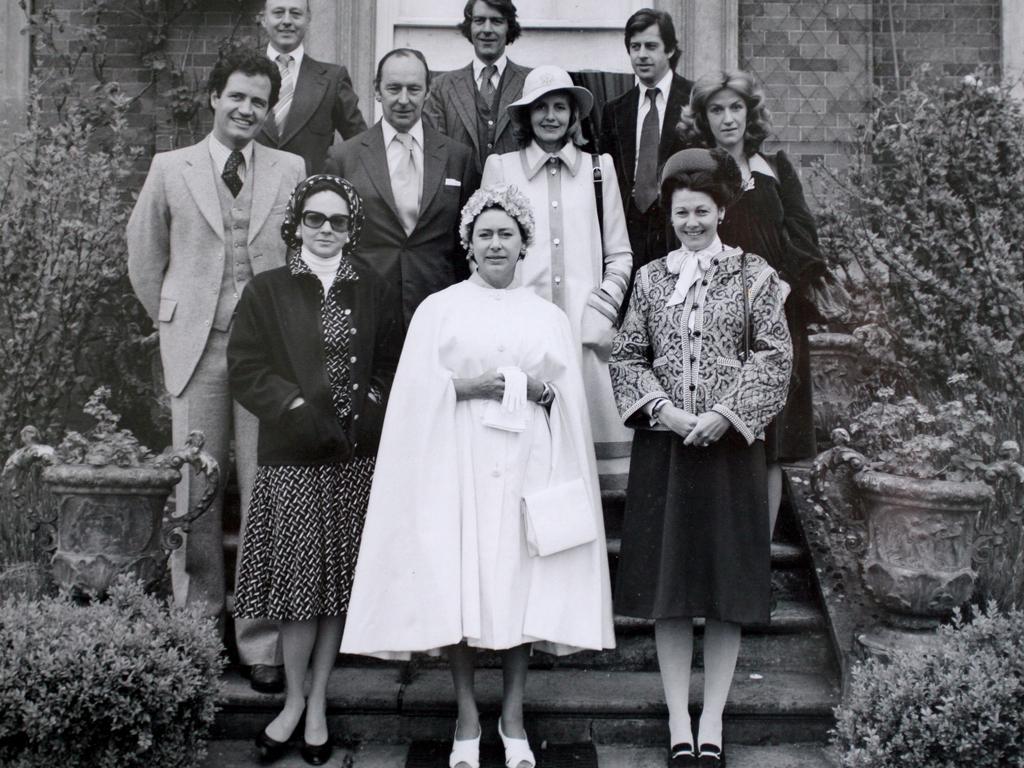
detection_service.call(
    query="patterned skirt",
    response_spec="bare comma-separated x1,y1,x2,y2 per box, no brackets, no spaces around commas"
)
233,457,375,622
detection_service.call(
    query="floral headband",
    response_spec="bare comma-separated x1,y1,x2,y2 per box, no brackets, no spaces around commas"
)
280,174,365,255
458,184,536,256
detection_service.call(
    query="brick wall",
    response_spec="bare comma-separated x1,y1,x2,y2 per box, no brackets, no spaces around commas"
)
872,0,1001,93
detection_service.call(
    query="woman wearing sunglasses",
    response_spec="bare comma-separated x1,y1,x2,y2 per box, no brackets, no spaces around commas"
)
227,174,401,765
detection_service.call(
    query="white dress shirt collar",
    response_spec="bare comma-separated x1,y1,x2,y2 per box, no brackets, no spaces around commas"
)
473,54,507,87
523,139,582,180
208,133,254,176
267,43,304,71
382,118,425,150
635,68,673,106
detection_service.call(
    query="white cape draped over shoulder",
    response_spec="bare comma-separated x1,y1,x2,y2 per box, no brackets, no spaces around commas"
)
341,277,615,659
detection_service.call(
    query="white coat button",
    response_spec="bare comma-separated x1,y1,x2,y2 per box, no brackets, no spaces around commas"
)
488,120,494,126
344,308,352,315
553,238,560,246
551,201,559,208
550,168,557,175
350,355,357,363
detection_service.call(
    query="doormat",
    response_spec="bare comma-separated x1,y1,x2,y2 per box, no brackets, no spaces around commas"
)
405,739,598,768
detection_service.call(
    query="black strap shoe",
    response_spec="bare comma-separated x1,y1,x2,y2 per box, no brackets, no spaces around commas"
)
698,743,726,767
668,742,698,766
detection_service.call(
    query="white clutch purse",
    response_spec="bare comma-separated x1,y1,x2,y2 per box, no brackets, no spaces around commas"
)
521,478,598,557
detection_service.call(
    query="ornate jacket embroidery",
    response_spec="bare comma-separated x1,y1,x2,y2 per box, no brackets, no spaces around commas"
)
610,248,793,443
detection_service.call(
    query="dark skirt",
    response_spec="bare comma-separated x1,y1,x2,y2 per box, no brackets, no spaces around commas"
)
765,298,817,463
614,429,771,626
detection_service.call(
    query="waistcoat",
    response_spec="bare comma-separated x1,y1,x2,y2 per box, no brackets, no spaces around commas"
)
212,155,255,331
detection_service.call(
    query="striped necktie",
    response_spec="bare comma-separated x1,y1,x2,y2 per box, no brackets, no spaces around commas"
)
273,54,295,130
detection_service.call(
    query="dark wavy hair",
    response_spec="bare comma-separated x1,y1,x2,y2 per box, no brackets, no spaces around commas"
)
623,8,680,71
458,0,522,46
373,48,432,92
206,46,282,110
676,70,772,157
509,90,587,150
281,175,365,256
660,148,743,210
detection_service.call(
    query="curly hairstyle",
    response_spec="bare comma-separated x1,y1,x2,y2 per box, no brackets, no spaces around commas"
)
280,174,365,255
459,184,535,259
457,0,522,47
676,70,772,158
206,46,282,110
659,148,743,210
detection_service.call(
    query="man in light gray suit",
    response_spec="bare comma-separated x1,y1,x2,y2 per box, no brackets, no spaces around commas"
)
423,0,530,175
127,48,305,692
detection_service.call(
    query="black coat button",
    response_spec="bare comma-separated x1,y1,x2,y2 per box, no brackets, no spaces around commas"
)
689,384,696,391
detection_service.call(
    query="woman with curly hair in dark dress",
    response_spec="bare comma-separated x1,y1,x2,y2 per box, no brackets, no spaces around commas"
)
678,70,827,535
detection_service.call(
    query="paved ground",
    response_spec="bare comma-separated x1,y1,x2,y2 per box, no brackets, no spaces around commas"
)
204,740,839,767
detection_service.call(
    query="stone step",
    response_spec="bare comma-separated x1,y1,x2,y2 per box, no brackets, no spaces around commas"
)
203,740,838,767
202,740,838,767
213,666,839,747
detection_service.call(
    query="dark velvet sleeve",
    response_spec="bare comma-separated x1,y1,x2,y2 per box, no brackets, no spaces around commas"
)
774,150,827,294
331,65,368,140
227,281,301,424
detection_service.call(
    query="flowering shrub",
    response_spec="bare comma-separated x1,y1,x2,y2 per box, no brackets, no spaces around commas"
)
814,72,1024,415
57,387,153,468
833,604,1024,768
0,577,225,767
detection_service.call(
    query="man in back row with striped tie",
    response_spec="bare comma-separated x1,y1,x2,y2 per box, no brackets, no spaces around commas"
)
257,0,367,174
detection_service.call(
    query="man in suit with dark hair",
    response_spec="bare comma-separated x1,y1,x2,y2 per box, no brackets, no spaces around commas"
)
600,8,693,271
328,49,479,330
423,0,530,174
257,0,367,174
127,48,305,693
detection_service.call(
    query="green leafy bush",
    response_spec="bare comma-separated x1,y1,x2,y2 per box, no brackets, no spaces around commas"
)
0,577,225,767
815,72,1024,415
833,604,1024,768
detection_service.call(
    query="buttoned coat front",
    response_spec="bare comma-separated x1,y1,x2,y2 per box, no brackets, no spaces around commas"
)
256,56,367,175
423,60,530,174
126,139,306,397
326,121,479,328
610,248,793,444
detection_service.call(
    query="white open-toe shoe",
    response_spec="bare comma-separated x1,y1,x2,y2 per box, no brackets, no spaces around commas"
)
498,718,536,768
448,722,481,768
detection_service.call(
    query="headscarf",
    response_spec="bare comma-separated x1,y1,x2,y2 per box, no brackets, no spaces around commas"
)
280,174,365,257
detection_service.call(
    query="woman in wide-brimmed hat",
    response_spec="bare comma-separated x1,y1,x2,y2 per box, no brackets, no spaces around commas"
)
610,148,793,767
480,64,634,474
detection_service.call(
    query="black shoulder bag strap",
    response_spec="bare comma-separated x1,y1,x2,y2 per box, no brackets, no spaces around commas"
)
591,154,604,249
740,251,752,364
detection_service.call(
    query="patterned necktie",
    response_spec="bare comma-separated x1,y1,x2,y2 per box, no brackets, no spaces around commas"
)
633,88,660,212
222,150,244,197
480,64,497,104
391,132,421,236
273,53,295,130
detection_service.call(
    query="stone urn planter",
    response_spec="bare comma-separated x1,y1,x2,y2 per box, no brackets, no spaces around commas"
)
1,389,219,599
807,331,864,446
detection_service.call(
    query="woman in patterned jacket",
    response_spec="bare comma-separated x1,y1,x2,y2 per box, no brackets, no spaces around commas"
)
609,148,792,767
228,175,401,765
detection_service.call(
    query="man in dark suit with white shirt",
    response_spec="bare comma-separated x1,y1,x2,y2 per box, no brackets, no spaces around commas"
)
257,0,367,174
600,8,693,271
328,49,479,330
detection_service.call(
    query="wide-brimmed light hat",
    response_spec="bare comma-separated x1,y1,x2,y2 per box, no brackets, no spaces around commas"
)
507,65,594,119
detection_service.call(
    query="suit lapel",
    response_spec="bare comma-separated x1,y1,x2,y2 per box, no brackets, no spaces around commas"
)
494,61,527,142
182,142,224,239
248,143,280,244
418,127,446,224
619,87,639,186
279,57,327,146
450,65,482,158
659,76,688,162
360,124,402,225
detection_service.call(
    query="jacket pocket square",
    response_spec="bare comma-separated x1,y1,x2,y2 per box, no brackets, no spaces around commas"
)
444,178,462,187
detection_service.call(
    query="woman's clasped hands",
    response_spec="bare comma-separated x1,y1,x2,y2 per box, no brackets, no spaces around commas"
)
659,405,731,448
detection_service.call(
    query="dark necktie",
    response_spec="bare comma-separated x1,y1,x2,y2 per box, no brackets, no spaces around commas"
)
633,88,660,213
480,64,497,103
222,150,244,197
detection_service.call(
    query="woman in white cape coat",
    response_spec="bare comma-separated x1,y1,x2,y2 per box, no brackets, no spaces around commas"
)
342,185,614,768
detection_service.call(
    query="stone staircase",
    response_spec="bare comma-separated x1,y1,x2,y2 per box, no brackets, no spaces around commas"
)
216,468,840,764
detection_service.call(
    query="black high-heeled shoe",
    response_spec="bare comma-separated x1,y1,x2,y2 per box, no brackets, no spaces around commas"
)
254,729,290,764
300,736,333,766
698,742,727,767
668,741,698,766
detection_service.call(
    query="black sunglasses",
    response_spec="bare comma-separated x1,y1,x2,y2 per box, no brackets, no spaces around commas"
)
301,210,350,232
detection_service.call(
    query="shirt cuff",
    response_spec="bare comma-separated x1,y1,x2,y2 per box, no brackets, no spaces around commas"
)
711,404,754,445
